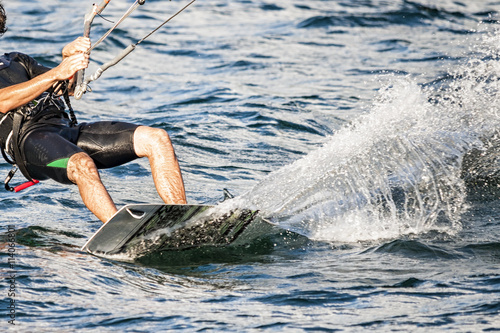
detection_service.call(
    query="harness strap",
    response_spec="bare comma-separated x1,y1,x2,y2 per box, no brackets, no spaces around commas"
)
53,79,78,126
11,111,34,181
63,89,77,126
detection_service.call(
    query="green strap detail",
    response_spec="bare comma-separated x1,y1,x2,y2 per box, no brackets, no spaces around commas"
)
47,158,70,169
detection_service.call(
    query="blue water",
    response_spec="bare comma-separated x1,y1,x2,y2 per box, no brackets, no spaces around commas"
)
1,0,500,331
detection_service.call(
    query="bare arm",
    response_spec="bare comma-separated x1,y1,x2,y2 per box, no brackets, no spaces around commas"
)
0,37,91,114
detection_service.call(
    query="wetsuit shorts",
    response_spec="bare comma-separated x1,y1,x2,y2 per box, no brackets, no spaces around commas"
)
22,121,140,184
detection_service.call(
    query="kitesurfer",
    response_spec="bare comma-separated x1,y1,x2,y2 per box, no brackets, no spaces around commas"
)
0,2,187,223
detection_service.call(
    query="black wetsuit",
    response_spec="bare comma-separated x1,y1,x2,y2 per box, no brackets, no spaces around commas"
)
0,52,139,184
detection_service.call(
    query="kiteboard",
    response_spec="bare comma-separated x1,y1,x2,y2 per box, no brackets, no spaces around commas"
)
81,204,276,259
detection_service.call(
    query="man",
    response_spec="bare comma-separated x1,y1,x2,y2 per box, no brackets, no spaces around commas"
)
0,3,187,223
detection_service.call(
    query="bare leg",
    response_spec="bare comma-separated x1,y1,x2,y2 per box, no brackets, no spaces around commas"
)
67,152,117,223
133,126,187,204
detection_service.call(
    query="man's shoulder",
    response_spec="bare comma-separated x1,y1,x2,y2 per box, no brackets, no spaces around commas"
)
0,52,34,66
1,52,46,75
0,52,23,70
3,52,32,61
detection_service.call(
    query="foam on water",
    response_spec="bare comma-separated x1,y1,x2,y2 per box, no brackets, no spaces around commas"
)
228,26,500,242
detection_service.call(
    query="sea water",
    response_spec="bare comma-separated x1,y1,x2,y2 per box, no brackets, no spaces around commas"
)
0,0,499,331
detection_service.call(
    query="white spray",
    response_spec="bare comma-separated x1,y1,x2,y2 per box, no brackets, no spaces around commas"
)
228,27,500,242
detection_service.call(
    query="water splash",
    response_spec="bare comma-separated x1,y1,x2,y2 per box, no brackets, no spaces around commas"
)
230,27,500,243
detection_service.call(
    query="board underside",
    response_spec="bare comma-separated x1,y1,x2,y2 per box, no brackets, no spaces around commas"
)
81,204,275,259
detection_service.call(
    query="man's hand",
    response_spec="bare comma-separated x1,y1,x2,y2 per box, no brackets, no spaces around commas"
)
59,37,91,91
53,52,89,82
62,37,91,59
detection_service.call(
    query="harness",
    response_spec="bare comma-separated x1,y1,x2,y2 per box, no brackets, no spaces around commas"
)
1,82,76,192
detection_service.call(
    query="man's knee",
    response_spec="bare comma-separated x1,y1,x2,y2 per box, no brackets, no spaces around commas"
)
67,152,99,184
134,126,173,158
